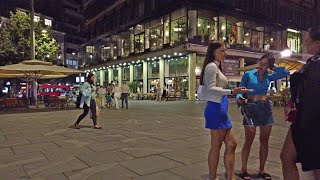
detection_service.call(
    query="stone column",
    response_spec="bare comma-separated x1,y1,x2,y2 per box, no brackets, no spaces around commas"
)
118,66,123,86
100,70,105,86
236,22,244,44
159,59,165,91
130,64,134,82
143,61,148,93
188,53,196,100
239,58,245,76
108,68,113,83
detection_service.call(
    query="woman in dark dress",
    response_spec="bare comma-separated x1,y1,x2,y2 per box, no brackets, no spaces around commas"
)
281,27,320,180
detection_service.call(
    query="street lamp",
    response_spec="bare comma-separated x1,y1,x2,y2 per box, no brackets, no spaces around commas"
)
41,29,47,34
281,49,292,58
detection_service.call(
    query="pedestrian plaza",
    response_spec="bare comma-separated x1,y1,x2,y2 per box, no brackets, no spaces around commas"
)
0,100,311,179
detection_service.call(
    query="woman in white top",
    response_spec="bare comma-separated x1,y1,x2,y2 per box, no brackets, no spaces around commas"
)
113,83,121,109
200,41,251,180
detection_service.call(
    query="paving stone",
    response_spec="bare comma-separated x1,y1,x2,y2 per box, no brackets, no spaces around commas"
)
12,142,61,154
160,148,208,165
23,156,88,177
133,171,184,180
64,163,139,180
120,155,183,176
76,150,134,166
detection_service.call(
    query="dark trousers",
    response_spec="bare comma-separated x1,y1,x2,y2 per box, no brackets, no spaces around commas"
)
76,99,97,125
121,93,128,109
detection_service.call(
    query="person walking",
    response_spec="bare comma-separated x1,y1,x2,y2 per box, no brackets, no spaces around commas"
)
200,41,252,180
74,73,102,129
121,82,129,109
97,86,106,109
155,84,161,101
113,83,121,110
237,53,289,180
281,27,320,180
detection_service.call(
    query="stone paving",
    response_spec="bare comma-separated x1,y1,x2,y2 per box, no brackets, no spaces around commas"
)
0,100,311,180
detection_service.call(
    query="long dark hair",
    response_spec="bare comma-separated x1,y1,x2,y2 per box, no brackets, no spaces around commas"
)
199,41,223,85
258,53,275,69
86,73,95,85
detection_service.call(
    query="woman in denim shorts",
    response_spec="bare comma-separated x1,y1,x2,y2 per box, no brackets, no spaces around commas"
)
237,53,289,180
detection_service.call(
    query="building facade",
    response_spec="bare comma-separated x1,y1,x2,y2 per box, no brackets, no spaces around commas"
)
82,1,319,99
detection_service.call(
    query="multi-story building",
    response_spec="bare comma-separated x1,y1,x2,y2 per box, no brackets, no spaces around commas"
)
0,0,86,69
80,0,319,100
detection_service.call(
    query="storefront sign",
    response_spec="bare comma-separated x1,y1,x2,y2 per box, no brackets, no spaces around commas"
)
222,59,239,76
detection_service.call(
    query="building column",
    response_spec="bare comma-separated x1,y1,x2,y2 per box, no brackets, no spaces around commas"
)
143,61,148,93
236,22,244,44
159,59,165,92
100,70,105,86
239,58,245,76
118,66,123,86
188,53,196,100
108,68,113,83
130,64,134,83
188,10,197,39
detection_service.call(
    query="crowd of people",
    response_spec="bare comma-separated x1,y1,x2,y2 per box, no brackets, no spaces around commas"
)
199,27,320,180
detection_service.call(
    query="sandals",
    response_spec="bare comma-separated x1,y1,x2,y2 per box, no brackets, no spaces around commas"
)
258,173,272,180
74,123,80,129
239,172,251,180
93,125,102,129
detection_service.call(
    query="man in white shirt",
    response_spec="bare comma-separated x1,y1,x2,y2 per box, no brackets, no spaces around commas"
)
121,82,130,109
97,86,106,108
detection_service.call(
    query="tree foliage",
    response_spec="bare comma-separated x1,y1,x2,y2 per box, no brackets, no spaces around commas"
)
0,10,60,65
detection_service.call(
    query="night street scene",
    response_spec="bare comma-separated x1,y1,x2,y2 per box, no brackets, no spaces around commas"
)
0,0,320,179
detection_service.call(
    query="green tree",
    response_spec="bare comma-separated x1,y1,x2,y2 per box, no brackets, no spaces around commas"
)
0,10,60,65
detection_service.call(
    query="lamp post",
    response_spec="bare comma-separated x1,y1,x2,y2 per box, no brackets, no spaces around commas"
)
30,0,37,106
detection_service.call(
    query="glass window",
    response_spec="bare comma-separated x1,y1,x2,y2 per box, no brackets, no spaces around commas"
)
171,17,187,45
121,31,130,57
251,22,264,50
226,16,244,47
164,15,170,44
123,66,130,81
197,17,218,43
44,19,52,26
264,27,282,51
196,56,205,76
133,63,143,80
149,18,163,51
287,29,302,53
34,15,40,22
148,61,159,78
134,33,144,53
164,56,189,77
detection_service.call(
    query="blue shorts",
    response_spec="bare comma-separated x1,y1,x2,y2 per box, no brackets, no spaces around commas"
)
243,100,274,126
204,96,232,130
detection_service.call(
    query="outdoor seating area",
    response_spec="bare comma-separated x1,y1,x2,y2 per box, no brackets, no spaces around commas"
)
133,91,182,101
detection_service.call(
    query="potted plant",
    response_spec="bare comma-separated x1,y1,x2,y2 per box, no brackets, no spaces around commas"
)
128,81,139,93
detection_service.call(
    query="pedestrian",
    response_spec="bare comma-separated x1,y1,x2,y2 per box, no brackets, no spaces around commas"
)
199,41,252,180
280,27,320,180
74,73,102,129
162,83,167,101
237,53,289,180
121,82,129,109
106,92,112,108
155,84,161,101
113,83,121,109
97,85,106,109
